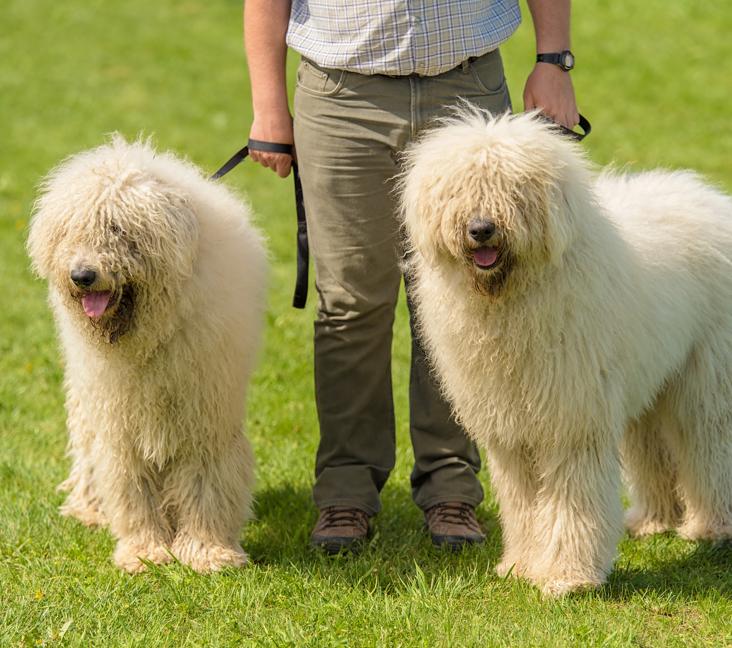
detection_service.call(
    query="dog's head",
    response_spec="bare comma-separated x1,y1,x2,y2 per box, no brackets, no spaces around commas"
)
399,108,593,297
28,137,199,345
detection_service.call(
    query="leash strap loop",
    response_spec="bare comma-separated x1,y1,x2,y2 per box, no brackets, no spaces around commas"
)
247,139,294,155
556,113,592,141
211,140,308,309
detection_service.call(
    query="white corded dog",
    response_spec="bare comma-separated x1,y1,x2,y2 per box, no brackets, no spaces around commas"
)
28,137,267,573
400,109,732,596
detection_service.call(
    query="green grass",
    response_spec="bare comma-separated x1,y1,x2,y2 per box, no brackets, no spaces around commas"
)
2,0,732,645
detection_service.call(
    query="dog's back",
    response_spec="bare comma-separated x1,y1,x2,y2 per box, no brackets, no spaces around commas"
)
595,169,732,262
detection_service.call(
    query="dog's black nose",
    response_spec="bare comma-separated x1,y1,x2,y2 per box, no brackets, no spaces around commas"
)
467,219,496,243
70,268,97,288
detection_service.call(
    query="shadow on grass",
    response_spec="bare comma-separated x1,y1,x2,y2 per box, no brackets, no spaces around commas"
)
605,536,732,600
244,481,503,590
245,482,732,599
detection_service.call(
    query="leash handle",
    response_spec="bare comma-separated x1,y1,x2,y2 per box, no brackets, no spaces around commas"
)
555,114,592,141
537,113,592,142
211,139,309,309
210,139,295,179
248,139,295,156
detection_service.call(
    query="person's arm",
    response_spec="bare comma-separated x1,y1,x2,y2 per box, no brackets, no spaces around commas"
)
523,0,579,129
244,0,293,177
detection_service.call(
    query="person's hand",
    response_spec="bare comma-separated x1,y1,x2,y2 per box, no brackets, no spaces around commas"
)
248,108,295,178
523,63,579,129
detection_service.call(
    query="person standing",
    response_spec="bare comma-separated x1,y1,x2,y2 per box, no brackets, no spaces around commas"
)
244,0,579,553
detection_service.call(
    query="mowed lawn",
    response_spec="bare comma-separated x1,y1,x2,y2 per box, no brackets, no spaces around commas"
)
2,0,731,645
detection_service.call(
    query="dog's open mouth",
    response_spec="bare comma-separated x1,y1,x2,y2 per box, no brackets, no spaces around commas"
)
76,285,135,342
472,246,499,270
81,291,114,319
466,244,513,297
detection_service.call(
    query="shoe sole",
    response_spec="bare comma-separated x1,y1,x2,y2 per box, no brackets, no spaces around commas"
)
311,536,366,555
431,534,485,551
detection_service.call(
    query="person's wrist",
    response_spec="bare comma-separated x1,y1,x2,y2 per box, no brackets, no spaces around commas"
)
251,105,293,134
534,38,571,53
536,50,574,72
252,100,291,118
534,61,569,75
251,85,290,115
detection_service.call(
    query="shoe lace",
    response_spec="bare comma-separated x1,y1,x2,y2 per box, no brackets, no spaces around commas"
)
427,502,480,530
321,507,369,533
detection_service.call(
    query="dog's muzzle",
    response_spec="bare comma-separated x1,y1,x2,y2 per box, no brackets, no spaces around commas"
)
467,218,496,244
70,267,97,288
466,219,501,270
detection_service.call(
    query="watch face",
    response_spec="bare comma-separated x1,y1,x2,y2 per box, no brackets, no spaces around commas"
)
562,51,575,70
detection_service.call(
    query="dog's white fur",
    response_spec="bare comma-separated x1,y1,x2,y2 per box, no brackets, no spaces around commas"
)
400,109,732,596
28,137,267,573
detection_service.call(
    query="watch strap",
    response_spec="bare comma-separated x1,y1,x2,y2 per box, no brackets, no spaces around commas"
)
537,50,574,71
536,53,563,65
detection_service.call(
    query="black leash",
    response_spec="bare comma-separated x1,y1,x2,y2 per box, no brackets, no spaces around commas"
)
545,113,592,141
211,139,308,309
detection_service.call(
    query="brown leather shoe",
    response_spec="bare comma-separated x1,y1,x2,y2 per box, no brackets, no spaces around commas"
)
425,502,485,549
311,506,371,554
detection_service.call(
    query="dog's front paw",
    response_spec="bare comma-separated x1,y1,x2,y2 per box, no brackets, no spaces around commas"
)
677,516,732,542
539,576,602,598
495,557,525,579
530,568,604,598
625,508,674,537
170,534,248,573
113,538,172,573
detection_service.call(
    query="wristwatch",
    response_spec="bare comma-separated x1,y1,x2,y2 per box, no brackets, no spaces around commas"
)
536,50,575,71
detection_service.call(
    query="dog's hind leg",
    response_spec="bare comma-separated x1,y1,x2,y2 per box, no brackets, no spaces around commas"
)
622,405,683,537
167,432,254,573
486,442,538,580
667,343,732,541
526,435,624,597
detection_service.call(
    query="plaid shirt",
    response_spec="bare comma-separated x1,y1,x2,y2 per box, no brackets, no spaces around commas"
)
286,0,521,77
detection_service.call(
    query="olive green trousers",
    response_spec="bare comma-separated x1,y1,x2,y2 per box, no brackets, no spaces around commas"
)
293,49,512,515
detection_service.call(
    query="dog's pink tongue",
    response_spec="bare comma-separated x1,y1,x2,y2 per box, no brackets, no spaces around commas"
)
81,291,112,318
473,247,498,268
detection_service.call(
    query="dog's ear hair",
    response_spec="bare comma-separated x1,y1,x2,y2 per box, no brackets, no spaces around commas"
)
397,154,457,266
538,145,594,266
400,198,443,267
27,193,67,279
131,187,200,282
541,183,577,265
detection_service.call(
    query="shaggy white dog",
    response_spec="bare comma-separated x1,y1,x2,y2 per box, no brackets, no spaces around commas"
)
28,137,267,573
400,109,732,596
